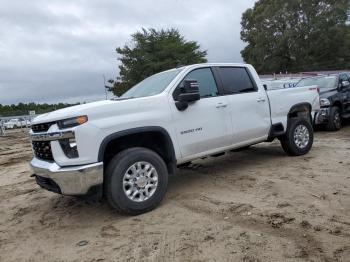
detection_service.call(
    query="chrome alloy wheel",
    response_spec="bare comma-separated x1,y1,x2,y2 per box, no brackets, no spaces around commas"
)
293,124,310,149
122,161,158,202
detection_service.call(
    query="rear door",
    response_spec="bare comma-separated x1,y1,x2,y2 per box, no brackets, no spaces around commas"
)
216,66,271,145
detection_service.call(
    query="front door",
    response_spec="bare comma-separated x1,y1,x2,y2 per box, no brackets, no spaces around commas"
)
170,67,232,159
339,73,350,114
216,66,271,145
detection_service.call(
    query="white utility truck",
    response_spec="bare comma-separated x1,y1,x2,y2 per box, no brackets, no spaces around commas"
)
4,118,29,129
30,63,320,214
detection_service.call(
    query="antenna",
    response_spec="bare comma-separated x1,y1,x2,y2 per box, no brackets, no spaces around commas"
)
103,74,107,100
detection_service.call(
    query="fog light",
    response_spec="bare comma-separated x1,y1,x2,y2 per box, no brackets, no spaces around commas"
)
69,138,77,148
59,138,79,158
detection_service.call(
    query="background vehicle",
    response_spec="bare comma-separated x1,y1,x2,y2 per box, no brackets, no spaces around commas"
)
296,73,350,131
29,63,320,214
4,118,30,129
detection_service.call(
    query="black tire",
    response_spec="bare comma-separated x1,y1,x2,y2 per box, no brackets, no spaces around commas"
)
326,107,342,131
105,147,168,215
280,118,313,156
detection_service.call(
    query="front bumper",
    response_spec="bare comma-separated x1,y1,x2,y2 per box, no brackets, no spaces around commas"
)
314,108,330,125
30,157,103,195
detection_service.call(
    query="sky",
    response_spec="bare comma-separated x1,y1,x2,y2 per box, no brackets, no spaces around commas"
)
0,0,256,105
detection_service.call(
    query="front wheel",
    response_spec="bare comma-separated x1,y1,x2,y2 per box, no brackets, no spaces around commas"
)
280,118,313,156
105,147,168,215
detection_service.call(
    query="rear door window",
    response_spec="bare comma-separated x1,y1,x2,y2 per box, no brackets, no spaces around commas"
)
219,67,257,95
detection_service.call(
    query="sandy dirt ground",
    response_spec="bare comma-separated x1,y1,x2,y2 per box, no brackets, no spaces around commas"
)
0,125,349,262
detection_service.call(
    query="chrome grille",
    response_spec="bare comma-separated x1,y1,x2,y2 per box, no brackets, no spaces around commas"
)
32,141,54,161
31,122,55,133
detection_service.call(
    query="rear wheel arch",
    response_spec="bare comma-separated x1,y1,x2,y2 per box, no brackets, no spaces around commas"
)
332,101,342,111
280,118,313,156
281,103,313,137
288,103,312,120
98,127,176,175
280,103,314,156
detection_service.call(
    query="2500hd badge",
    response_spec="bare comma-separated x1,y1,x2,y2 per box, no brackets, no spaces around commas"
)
180,127,203,135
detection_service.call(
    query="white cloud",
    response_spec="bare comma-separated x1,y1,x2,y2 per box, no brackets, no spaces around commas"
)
0,0,256,104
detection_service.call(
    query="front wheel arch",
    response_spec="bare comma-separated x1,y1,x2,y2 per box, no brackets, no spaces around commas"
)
98,126,177,175
105,147,169,214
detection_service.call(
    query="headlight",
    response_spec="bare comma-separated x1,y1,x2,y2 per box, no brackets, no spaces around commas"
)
320,98,330,107
57,116,88,129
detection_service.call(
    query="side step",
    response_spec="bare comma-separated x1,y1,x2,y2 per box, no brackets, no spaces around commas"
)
211,152,225,158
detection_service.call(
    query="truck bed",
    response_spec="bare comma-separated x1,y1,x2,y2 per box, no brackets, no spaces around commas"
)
267,85,320,127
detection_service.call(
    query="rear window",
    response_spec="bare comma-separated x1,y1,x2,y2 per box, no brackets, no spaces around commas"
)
219,67,257,94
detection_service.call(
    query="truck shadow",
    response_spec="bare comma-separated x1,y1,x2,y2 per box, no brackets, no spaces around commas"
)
36,143,287,219
28,121,350,220
167,143,288,194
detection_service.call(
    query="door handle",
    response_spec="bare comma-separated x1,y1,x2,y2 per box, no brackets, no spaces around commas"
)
216,103,227,109
257,98,266,103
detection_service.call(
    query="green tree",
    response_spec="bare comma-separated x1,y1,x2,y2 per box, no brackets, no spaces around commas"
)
112,28,207,96
0,103,79,117
241,0,350,73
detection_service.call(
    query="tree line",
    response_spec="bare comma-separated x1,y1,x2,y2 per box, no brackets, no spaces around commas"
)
3,0,349,112
112,28,207,96
0,103,79,117
240,0,350,73
110,0,349,96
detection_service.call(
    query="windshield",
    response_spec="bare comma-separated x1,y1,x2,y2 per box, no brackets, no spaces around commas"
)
296,76,337,89
121,69,182,99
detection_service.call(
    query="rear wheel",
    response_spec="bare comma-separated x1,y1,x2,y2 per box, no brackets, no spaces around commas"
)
105,147,168,215
326,107,342,131
280,118,313,156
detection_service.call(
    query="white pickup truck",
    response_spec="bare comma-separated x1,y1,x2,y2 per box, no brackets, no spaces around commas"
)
4,118,30,129
30,63,320,214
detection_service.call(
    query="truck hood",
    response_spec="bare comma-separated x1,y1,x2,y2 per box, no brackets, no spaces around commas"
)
319,88,337,99
32,100,116,124
31,95,167,125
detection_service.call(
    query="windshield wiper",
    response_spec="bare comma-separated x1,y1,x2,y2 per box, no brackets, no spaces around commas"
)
112,97,135,101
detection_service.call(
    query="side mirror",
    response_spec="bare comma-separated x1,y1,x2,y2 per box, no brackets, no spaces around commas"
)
175,80,200,111
341,81,350,89
178,92,200,103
